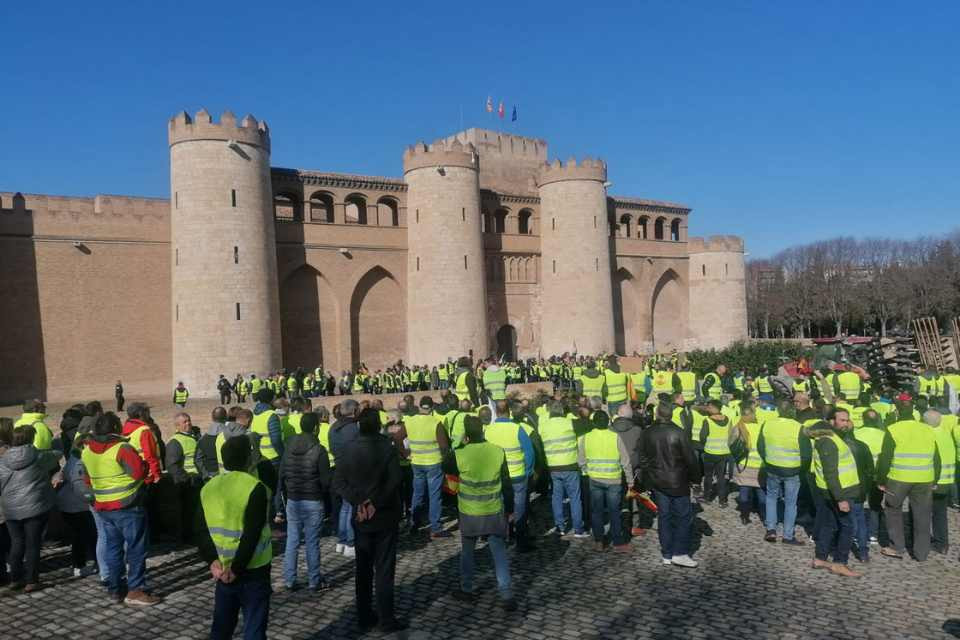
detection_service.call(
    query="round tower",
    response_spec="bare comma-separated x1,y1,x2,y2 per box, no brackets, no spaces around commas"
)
168,109,281,396
536,157,615,355
403,139,488,364
687,235,748,350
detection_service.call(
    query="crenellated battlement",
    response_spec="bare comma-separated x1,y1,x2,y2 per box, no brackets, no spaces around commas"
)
168,108,270,151
402,138,478,174
536,156,607,186
687,235,744,254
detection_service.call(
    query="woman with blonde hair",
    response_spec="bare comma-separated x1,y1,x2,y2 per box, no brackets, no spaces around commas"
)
732,404,766,525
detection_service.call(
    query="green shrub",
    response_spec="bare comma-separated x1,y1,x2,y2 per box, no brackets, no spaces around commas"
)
686,341,809,376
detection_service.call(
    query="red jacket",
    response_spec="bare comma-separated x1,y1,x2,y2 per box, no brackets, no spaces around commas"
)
83,435,148,511
122,419,162,483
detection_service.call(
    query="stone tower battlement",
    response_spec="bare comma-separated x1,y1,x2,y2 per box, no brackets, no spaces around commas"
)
687,235,744,254
537,157,607,186
402,139,478,173
168,109,270,151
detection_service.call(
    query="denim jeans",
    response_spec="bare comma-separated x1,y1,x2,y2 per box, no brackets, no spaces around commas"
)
410,463,444,533
653,490,693,558
814,489,854,564
91,507,110,579
283,499,324,588
550,470,584,533
850,500,868,558
512,478,528,525
460,534,511,599
338,500,355,547
606,401,625,417
589,480,624,545
738,486,766,520
99,506,148,592
765,473,801,540
210,577,271,640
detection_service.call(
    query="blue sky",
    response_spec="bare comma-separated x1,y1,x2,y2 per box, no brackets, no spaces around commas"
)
2,1,957,256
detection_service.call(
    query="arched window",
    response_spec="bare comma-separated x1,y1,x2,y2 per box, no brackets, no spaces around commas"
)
309,191,334,223
274,193,300,221
482,210,493,233
619,214,632,238
670,218,681,242
344,194,367,224
377,197,399,226
518,209,533,235
654,217,665,240
494,208,508,234
638,216,648,239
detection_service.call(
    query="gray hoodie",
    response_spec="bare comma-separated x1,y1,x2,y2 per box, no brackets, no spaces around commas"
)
0,445,58,520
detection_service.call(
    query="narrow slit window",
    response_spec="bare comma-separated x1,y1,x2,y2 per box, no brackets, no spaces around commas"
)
593,216,597,228
416,209,419,223
725,263,729,276
462,207,466,221
233,246,238,264
175,248,179,266
235,302,241,320
595,257,599,271
231,189,237,207
552,259,556,274
464,255,468,269
416,256,420,271
552,218,556,231
702,265,706,276
175,192,178,209
175,304,179,321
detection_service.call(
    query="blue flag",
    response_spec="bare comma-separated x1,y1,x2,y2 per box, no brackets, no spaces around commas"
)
511,105,518,122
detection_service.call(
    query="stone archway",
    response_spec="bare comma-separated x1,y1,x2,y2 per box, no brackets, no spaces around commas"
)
350,266,405,369
496,324,518,361
613,267,640,355
651,269,684,352
280,265,338,370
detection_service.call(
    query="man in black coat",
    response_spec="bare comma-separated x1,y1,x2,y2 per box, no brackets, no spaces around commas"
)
637,401,702,568
332,408,405,633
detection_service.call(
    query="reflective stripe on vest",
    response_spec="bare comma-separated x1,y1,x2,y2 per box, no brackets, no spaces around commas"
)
933,425,956,485
200,471,272,570
583,429,621,480
703,418,730,455
651,370,672,393
677,371,696,401
886,420,936,483
813,432,860,491
455,372,470,398
704,373,722,400
250,410,278,460
484,422,525,479
171,432,198,475
604,371,628,403
175,389,189,403
81,441,143,507
540,416,578,467
761,417,803,468
743,422,763,469
580,375,604,399
483,369,507,401
455,442,505,517
854,427,885,465
837,372,861,401
405,414,442,466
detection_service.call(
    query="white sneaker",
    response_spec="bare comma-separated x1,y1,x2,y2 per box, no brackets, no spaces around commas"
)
342,545,356,558
671,555,699,568
573,532,591,539
73,568,83,578
662,557,672,565
335,543,345,554
869,536,878,545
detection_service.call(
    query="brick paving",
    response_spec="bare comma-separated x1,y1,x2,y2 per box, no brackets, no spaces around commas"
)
3,494,960,640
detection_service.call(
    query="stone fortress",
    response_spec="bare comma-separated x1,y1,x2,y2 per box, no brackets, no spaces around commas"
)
0,109,747,402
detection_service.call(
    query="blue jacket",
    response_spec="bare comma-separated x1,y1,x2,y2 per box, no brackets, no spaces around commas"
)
254,402,284,459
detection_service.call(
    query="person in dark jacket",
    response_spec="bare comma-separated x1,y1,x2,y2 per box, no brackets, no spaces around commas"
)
0,425,59,592
279,413,331,591
332,408,405,634
611,404,650,535
329,399,360,557
842,420,875,563
636,401,701,568
166,412,200,543
197,436,271,640
809,410,861,577
196,407,228,481
59,406,85,458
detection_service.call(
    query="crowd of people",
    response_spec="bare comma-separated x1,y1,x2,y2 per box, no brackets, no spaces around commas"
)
2,352,960,639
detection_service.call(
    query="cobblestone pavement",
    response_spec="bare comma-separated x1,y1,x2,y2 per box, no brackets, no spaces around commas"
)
3,494,960,640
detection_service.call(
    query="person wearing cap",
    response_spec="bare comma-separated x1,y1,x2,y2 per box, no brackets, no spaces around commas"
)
174,382,190,407
394,396,451,538
122,403,162,485
442,415,517,610
198,435,272,639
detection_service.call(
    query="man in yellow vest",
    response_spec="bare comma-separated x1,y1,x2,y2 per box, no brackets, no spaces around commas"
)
483,360,508,404
485,399,536,552
698,399,733,507
578,411,633,553
602,356,632,416
577,358,606,404
876,399,940,561
808,410,862,577
442,415,517,611
80,412,159,605
173,381,190,407
757,400,810,544
165,412,200,544
833,366,862,402
250,388,284,523
14,399,54,451
926,409,955,555
453,357,480,406
541,400,592,537
396,396,451,538
701,365,728,402
198,435,273,640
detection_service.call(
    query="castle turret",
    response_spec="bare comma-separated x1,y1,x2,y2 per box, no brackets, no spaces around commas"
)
687,235,748,350
168,109,281,395
537,158,615,355
403,140,488,363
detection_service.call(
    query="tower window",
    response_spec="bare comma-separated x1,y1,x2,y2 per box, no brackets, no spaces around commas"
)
725,263,729,276
462,207,466,221
464,255,468,270
176,304,179,321
552,218,556,231
233,246,238,264
231,189,237,207
594,216,597,229
415,209,419,223
416,256,420,271
175,248,179,266
702,265,706,276
552,259,556,274
595,257,599,271
175,192,178,209
235,302,241,320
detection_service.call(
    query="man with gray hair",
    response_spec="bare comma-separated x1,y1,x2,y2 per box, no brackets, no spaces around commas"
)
611,404,646,536
927,409,955,554
329,399,360,558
